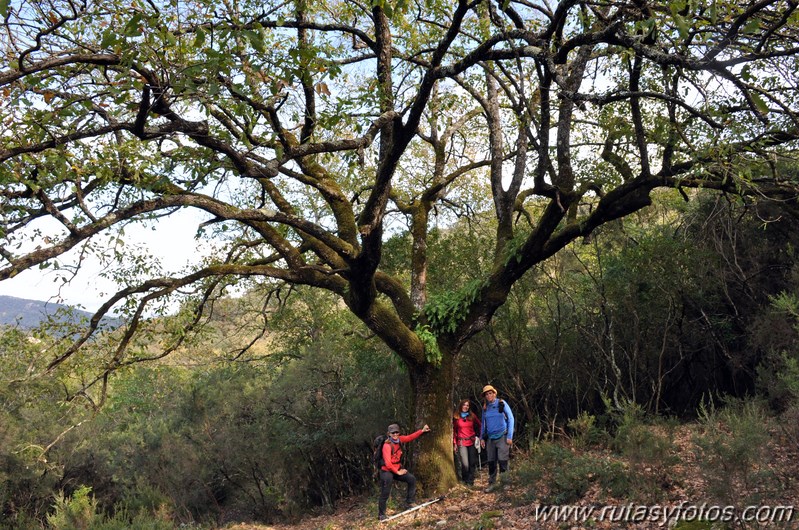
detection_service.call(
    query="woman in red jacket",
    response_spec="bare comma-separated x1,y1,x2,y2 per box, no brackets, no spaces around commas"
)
378,422,430,521
453,399,481,486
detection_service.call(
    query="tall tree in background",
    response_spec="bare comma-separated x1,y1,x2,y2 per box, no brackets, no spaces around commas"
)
2,0,799,492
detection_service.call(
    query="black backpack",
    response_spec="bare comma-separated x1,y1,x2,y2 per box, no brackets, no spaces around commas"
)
372,435,388,471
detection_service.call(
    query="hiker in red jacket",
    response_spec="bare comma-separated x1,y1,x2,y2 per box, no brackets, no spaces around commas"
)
453,399,481,486
378,422,430,521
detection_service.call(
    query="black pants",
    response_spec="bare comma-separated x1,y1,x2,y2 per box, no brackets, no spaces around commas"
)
378,469,416,517
487,459,508,484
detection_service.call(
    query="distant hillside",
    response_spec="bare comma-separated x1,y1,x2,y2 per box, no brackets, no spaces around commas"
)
0,295,118,329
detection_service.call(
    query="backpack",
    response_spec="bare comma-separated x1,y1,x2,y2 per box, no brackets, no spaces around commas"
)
372,435,388,471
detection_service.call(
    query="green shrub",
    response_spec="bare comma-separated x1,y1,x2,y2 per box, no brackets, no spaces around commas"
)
613,421,674,466
756,350,799,411
529,442,588,503
92,509,177,530
612,421,677,502
45,485,179,530
693,397,775,505
602,399,678,501
518,442,633,505
567,412,606,449
47,485,101,530
594,459,632,499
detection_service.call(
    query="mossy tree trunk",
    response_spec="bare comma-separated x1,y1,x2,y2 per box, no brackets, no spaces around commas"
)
407,346,459,495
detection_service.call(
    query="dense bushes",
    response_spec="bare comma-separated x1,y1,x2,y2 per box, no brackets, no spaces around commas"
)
457,192,799,446
1,292,408,527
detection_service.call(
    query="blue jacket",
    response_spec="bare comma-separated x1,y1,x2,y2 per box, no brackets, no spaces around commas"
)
481,398,514,440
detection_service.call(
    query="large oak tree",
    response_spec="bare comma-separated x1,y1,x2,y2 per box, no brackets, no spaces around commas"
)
2,0,799,492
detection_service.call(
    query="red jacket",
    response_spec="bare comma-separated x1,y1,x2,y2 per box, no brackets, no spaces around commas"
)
453,414,481,447
381,429,425,473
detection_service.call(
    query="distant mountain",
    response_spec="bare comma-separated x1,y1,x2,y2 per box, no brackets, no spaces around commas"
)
0,295,119,330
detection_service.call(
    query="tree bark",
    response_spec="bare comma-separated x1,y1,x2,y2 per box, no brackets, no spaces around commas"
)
407,347,459,495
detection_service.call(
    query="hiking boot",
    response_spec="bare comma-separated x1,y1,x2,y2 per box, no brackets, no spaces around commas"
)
378,514,387,521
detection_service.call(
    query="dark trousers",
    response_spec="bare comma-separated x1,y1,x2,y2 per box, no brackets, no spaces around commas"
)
378,469,416,517
485,437,509,484
487,459,508,484
456,444,478,485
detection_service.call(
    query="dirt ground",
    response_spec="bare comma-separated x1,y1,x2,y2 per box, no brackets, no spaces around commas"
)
224,425,799,530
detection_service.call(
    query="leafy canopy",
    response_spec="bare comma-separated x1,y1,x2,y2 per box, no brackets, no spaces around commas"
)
2,0,799,391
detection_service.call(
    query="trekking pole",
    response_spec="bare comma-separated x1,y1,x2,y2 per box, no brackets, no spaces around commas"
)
381,496,445,523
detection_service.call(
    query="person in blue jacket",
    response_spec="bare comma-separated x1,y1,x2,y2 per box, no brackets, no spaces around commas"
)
479,384,514,492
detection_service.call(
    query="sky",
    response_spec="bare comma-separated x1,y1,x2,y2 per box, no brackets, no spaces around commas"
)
0,209,208,313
